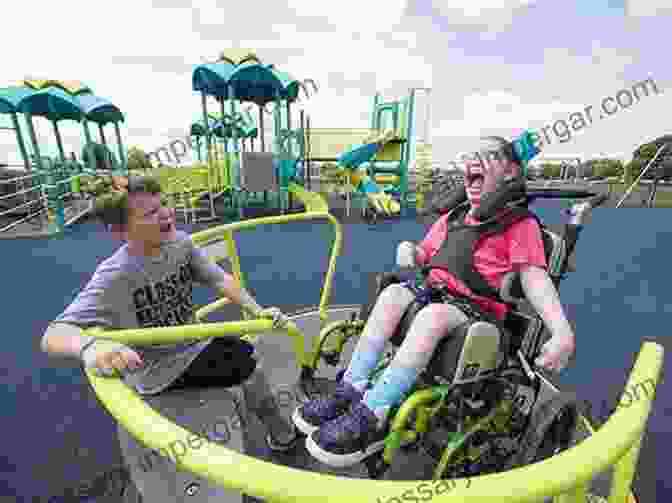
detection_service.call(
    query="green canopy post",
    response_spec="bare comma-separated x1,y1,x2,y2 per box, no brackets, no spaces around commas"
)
371,93,380,129
98,123,107,146
81,117,95,173
10,112,30,171
401,91,415,211
52,120,66,162
274,90,287,212
114,121,127,173
229,87,239,189
201,92,212,165
258,104,265,152
25,114,63,233
286,100,292,131
24,112,43,172
219,98,228,193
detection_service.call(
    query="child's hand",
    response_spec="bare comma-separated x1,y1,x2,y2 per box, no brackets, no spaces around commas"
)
82,340,144,377
396,241,416,268
535,334,575,372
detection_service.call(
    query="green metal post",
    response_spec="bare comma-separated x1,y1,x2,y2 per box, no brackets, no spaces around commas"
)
10,112,30,171
371,93,380,130
258,104,265,152
219,97,227,188
24,112,43,172
81,117,95,173
274,90,286,212
25,114,62,233
402,91,416,210
286,100,292,131
200,92,216,214
98,123,107,145
114,121,127,174
201,92,212,167
52,120,66,161
230,87,239,189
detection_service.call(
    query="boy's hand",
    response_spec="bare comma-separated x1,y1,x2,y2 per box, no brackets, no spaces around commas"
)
82,340,144,377
535,334,575,372
257,307,289,329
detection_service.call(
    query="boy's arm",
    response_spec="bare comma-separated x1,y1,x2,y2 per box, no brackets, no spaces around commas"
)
41,269,143,374
42,271,116,358
188,243,265,316
41,322,95,358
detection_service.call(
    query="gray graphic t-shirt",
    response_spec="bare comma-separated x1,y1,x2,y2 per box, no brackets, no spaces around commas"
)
54,231,230,395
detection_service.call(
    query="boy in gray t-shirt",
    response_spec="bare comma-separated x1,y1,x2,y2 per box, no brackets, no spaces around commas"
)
41,176,297,451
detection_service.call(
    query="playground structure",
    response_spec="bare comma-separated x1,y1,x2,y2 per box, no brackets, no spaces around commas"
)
80,185,657,503
141,50,316,224
309,87,431,220
145,50,430,223
189,110,259,163
0,79,127,237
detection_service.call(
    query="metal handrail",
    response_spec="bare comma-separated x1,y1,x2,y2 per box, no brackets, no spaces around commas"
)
616,144,668,208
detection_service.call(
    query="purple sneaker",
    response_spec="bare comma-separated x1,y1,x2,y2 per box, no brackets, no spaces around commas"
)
292,381,364,435
305,400,388,467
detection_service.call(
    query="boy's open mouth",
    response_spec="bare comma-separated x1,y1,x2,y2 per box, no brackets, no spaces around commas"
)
160,223,173,233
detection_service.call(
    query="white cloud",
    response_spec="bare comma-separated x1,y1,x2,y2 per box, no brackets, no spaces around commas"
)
625,0,672,17
430,0,536,30
0,0,432,166
1,0,670,173
285,0,408,34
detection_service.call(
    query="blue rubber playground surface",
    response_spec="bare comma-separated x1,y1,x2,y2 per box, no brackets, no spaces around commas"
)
1,203,670,502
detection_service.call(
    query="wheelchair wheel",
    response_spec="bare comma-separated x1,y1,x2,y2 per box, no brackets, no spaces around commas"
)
507,391,579,469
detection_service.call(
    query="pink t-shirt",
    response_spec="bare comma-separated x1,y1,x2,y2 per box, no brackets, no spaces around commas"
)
417,212,548,319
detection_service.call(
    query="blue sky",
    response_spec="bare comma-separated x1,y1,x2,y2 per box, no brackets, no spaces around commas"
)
0,0,669,166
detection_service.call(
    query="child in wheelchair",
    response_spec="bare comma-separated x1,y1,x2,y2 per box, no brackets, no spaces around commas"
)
294,136,579,467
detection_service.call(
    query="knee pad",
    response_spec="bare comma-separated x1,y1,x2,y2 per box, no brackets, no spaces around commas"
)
426,321,504,385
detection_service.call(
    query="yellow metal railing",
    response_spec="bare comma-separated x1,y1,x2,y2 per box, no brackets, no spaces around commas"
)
83,341,661,502
190,184,339,325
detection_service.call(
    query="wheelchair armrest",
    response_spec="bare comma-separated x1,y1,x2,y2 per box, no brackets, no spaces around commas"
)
500,272,525,304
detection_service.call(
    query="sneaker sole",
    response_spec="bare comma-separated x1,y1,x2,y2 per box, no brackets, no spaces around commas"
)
292,407,322,436
304,434,387,468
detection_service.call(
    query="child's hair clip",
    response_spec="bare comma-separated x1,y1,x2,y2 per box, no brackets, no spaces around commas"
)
512,130,541,175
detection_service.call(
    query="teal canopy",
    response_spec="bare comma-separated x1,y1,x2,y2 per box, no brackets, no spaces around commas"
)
76,93,124,124
0,86,36,114
17,87,84,121
192,61,304,105
0,81,124,123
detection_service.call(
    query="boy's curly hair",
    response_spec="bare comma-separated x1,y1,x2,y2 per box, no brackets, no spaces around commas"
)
93,176,162,227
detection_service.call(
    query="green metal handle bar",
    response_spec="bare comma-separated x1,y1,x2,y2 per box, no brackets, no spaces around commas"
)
84,318,309,368
84,342,662,502
191,183,338,324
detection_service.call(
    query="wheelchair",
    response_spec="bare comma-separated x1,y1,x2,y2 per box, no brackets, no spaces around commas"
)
301,195,601,482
